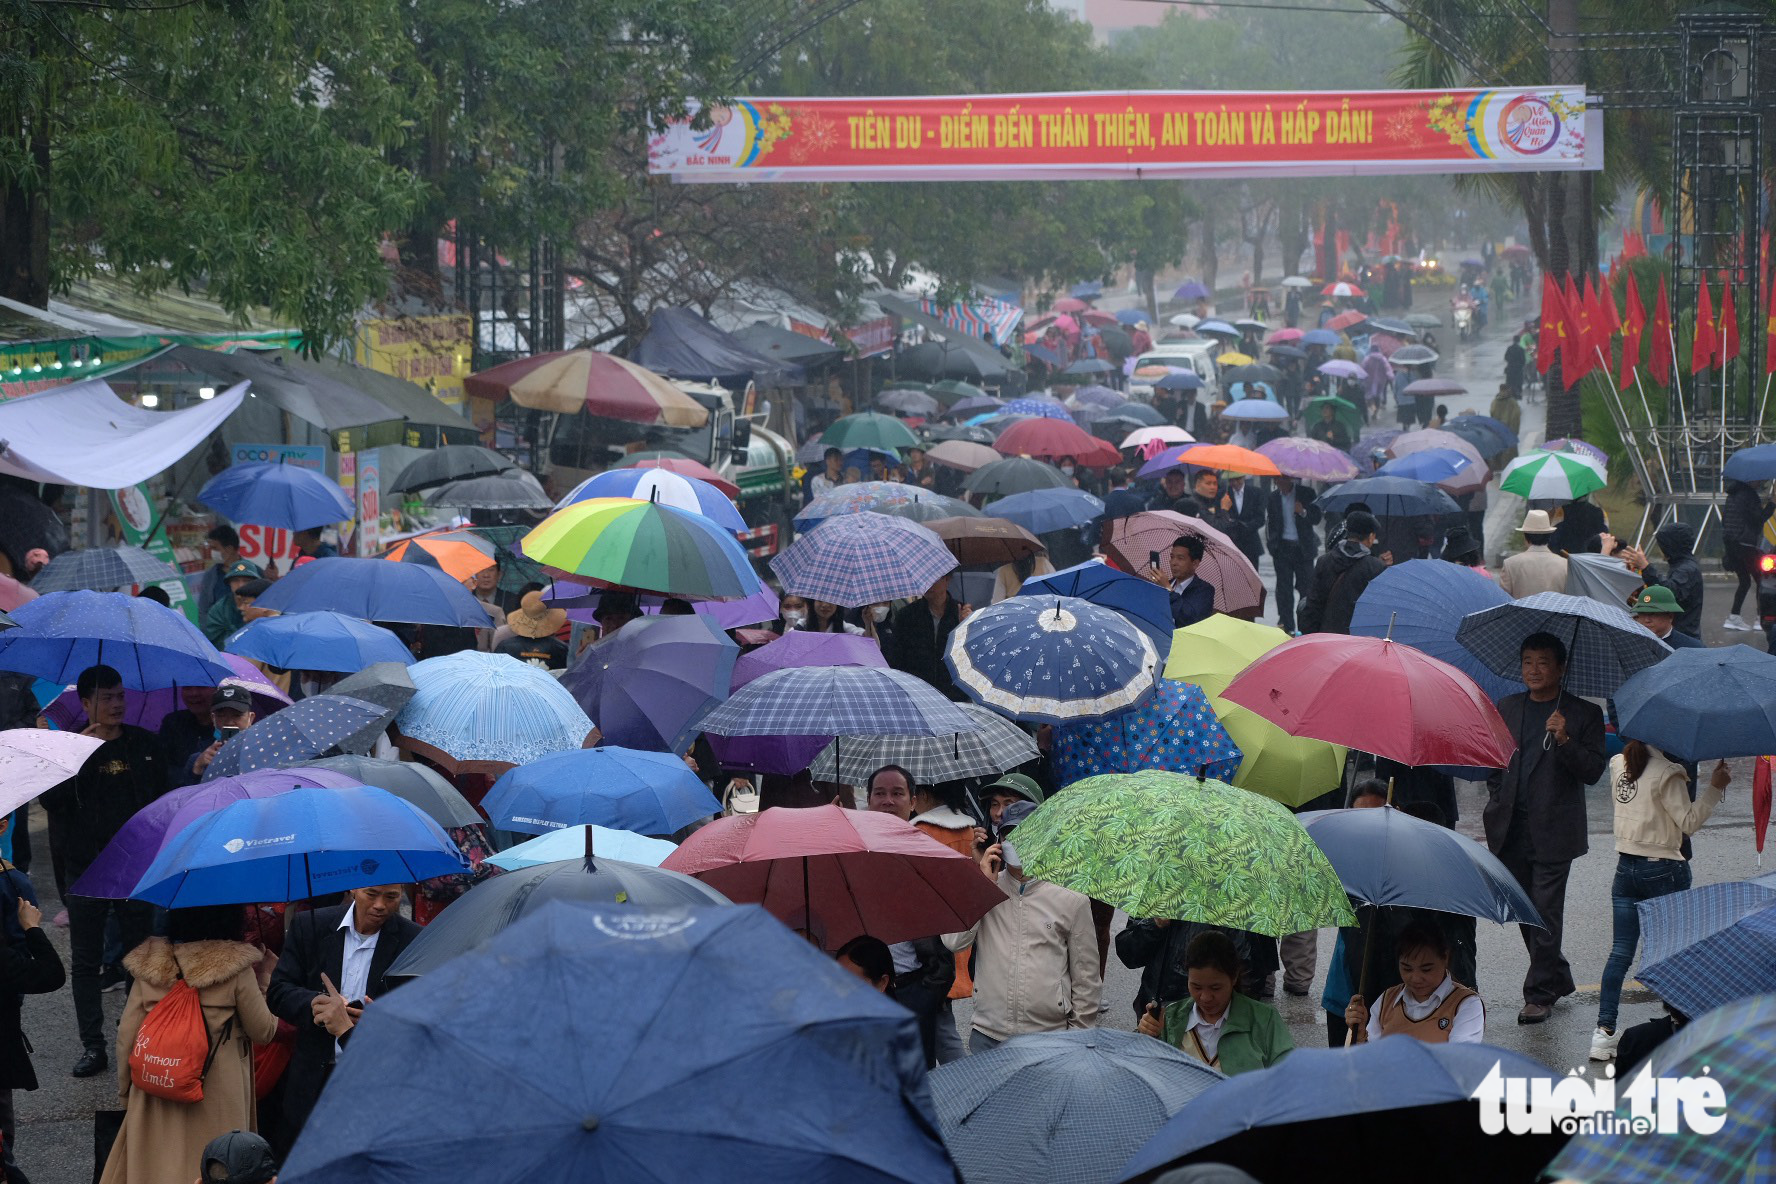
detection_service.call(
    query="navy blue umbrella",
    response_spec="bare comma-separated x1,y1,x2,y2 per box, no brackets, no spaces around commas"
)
1025,342,1067,367
1635,879,1776,1021
481,747,722,836
989,487,1106,535
385,858,732,978
1614,644,1776,761
1350,560,1518,701
282,903,954,1184
1117,1041,1566,1184
198,462,354,531
252,557,493,627
1300,805,1542,925
226,611,415,673
1021,559,1174,658
0,590,232,690
1319,476,1461,518
1724,441,1776,482
1153,371,1202,392
945,595,1159,724
203,693,398,780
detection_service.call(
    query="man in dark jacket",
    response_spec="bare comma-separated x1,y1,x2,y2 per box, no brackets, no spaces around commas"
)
1641,521,1704,639
1222,475,1266,568
1152,536,1216,628
886,577,967,700
1721,479,1774,631
266,885,421,1155
38,664,168,1077
1297,511,1386,635
1265,476,1321,633
1483,633,1606,1024
0,886,64,1184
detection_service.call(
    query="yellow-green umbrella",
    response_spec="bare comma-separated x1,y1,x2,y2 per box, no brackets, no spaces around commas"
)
1164,615,1345,806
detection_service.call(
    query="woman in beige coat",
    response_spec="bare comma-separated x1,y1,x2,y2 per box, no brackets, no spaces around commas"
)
101,905,279,1184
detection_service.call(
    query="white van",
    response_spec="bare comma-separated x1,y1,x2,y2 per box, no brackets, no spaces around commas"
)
1128,341,1220,402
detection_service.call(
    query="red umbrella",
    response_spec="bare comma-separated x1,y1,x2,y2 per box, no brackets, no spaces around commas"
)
463,350,708,427
660,805,1006,947
1326,310,1367,332
1321,281,1367,298
617,455,741,499
1221,634,1515,768
994,418,1121,467
1100,510,1263,616
1755,756,1772,867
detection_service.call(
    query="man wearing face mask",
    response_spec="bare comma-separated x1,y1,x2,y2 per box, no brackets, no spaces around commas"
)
189,684,256,782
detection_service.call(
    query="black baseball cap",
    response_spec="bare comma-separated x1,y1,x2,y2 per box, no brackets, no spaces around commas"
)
212,684,254,713
201,1130,278,1184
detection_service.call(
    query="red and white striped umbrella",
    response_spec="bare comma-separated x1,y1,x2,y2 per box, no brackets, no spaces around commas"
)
1321,281,1366,298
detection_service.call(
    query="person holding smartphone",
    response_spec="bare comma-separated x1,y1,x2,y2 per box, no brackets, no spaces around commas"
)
190,683,257,782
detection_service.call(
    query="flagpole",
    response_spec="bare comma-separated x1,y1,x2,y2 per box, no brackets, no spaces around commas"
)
1630,366,1674,496
1669,323,1697,499
1758,373,1773,441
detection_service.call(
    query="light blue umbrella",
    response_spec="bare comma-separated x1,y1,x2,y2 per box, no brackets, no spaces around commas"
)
131,785,466,907
1375,448,1471,484
226,611,414,673
486,825,677,871
198,462,354,530
1221,398,1288,422
253,557,493,627
989,488,1105,536
1052,679,1242,784
0,590,232,690
396,650,592,769
481,747,721,835
945,595,1159,724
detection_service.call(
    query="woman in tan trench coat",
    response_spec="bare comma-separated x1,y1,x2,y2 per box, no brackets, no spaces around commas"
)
101,905,279,1184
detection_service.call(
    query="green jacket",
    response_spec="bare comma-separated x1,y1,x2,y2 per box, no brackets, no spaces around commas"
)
203,595,243,646
1161,990,1293,1076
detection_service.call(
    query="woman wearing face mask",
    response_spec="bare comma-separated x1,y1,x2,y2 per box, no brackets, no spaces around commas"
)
1057,455,1078,485
861,601,894,646
808,599,863,635
776,594,810,634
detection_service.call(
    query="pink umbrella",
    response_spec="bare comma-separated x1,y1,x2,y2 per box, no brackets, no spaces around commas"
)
1267,328,1305,344
1051,297,1090,314
1368,332,1405,357
660,804,1007,947
1258,437,1361,482
0,729,105,816
1391,429,1488,495
1050,314,1081,342
0,574,38,613
1101,510,1264,615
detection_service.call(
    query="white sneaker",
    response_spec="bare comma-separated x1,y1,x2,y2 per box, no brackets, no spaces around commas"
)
1589,1025,1619,1061
1724,614,1753,632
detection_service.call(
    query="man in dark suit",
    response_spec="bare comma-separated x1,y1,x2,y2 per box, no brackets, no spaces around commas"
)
266,885,421,1153
1483,633,1606,1026
1222,475,1266,569
885,576,967,700
1265,476,1321,633
1148,535,1216,628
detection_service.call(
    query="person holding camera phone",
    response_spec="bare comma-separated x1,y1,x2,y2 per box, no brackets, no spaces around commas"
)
189,684,257,783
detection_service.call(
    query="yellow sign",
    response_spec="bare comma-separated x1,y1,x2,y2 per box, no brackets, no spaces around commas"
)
354,314,472,407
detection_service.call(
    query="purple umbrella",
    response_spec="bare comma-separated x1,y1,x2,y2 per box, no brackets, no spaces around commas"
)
562,614,738,754
1255,437,1361,482
68,767,359,898
41,651,291,731
1543,437,1609,465
707,631,887,775
1174,281,1211,301
1317,360,1367,380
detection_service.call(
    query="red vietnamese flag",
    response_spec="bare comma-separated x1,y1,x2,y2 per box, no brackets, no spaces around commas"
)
1650,284,1673,385
1565,274,1594,387
1692,280,1717,374
1765,271,1776,375
1601,277,1622,340
1619,270,1645,386
1584,274,1609,362
1720,282,1740,367
1536,273,1565,374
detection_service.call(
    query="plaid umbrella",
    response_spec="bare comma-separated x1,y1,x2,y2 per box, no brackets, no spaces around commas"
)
698,665,975,738
1455,591,1671,698
1635,880,1776,1021
1547,993,1776,1184
1051,679,1242,785
805,702,1037,785
32,547,182,593
769,512,957,608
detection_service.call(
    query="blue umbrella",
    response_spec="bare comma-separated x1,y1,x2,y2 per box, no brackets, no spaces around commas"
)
1153,371,1202,391
1725,441,1776,482
31,547,182,594
945,595,1159,725
1635,879,1776,1021
699,666,975,738
769,512,958,608
1112,402,1166,426
989,488,1106,535
1614,645,1776,761
482,747,721,836
1319,476,1461,518
384,861,731,978
1002,398,1077,421
1350,560,1518,702
225,611,414,673
1071,280,1104,299
1025,342,1067,367
1456,591,1672,699
198,462,354,530
1052,679,1242,784
203,693,398,780
931,1029,1222,1184
1375,448,1472,484
1022,559,1173,657
487,826,677,872
1299,805,1542,925
1114,308,1147,326
1061,359,1114,378
397,650,592,770
253,557,493,627
1195,320,1238,338
1118,1041,1566,1183
1300,328,1340,347
0,590,232,690
1443,414,1518,454
130,784,466,907
560,614,736,753
555,469,745,532
283,903,951,1184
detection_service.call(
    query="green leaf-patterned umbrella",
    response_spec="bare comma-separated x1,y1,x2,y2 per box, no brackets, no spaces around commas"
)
1009,770,1356,935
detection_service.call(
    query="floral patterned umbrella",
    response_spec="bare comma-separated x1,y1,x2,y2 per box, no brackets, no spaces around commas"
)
1051,680,1242,786
1008,770,1357,935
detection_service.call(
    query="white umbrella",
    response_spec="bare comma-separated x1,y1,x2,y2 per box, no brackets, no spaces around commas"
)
1120,425,1195,450
1167,313,1200,329
1281,276,1313,288
0,729,105,815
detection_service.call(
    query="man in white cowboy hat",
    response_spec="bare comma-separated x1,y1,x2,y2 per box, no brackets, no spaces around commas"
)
1499,509,1569,600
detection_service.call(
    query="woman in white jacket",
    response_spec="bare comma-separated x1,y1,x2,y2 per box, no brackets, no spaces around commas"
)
1590,739,1729,1062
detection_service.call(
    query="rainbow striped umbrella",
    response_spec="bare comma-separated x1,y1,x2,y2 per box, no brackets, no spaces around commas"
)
519,498,763,601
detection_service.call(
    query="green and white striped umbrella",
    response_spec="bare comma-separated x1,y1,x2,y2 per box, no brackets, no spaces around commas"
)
1499,449,1607,501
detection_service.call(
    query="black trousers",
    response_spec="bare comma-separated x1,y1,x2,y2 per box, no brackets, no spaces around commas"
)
1498,829,1576,1005
67,895,152,1053
1271,541,1315,633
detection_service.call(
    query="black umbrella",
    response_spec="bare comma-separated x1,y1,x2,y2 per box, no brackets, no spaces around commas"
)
388,446,516,495
896,341,1009,382
422,470,553,511
1095,327,1135,357
328,662,417,714
1223,363,1284,387
1267,344,1309,360
963,457,1071,498
297,753,482,828
1114,402,1166,426
926,424,997,445
385,856,731,977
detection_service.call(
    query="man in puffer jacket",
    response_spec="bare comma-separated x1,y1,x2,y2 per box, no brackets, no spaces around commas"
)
1641,522,1704,640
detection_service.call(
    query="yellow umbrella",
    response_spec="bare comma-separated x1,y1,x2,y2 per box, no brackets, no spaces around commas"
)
1165,616,1346,806
1215,351,1255,367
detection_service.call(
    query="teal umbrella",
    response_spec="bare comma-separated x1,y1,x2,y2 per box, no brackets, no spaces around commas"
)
820,412,920,452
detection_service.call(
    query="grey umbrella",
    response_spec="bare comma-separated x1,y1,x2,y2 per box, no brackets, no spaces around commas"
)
423,470,553,511
32,547,182,593
329,662,418,713
930,1029,1224,1184
387,446,516,494
807,702,1037,785
297,753,483,828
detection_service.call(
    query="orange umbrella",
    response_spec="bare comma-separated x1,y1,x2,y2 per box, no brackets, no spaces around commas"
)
1160,443,1282,478
463,350,708,427
381,531,498,583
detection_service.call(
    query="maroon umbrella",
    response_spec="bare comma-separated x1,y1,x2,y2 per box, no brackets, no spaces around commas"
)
661,805,1006,947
